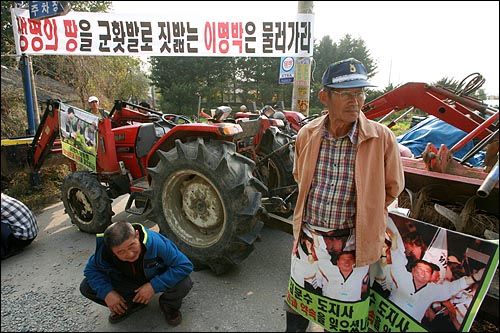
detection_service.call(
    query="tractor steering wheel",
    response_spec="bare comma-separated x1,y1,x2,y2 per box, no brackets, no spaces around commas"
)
161,114,192,125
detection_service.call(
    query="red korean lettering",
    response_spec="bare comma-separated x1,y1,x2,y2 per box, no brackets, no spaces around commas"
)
44,19,58,51
16,16,29,52
217,22,229,53
308,308,317,321
231,22,243,53
28,19,43,52
204,22,216,53
63,19,78,52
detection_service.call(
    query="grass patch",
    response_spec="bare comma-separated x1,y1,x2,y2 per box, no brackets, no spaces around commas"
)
2,164,71,214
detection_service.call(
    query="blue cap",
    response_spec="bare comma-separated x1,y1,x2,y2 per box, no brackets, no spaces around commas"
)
322,58,376,89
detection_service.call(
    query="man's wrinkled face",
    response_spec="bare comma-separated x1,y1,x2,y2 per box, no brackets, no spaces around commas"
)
111,231,141,262
319,88,366,124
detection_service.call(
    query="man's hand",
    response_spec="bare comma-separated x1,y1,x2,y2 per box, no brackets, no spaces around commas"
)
133,282,155,304
104,290,127,315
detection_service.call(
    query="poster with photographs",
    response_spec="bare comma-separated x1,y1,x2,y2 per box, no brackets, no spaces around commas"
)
286,212,498,332
369,212,498,332
59,102,98,172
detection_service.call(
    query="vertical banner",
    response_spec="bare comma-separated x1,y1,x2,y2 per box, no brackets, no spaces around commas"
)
291,57,311,114
59,102,98,172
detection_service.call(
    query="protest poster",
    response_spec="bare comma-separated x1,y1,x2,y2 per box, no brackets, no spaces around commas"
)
10,8,313,58
59,102,98,172
286,212,498,332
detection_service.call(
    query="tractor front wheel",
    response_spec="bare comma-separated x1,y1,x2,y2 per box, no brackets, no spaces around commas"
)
61,171,113,234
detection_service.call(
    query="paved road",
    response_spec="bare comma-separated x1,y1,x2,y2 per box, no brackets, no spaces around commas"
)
1,195,309,332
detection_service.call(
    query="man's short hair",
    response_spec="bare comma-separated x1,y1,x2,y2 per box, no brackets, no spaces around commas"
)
104,221,135,249
415,259,440,272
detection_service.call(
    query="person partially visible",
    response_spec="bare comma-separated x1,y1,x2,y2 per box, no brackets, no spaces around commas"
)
87,96,108,118
1,192,39,260
80,220,194,326
370,217,404,297
60,107,76,138
386,227,484,323
139,101,151,109
402,231,428,270
398,143,414,158
84,122,97,147
445,255,466,281
239,104,248,112
284,58,405,332
136,101,152,115
199,107,211,119
317,250,371,302
75,118,85,136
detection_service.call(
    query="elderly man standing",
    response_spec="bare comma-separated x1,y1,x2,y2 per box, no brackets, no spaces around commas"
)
284,58,405,332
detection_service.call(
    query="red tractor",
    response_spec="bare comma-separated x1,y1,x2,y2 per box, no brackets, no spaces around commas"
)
28,99,275,274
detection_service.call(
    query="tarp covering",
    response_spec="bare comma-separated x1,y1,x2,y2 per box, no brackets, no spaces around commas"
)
397,116,485,167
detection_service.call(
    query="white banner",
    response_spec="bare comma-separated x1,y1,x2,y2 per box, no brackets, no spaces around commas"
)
10,8,314,57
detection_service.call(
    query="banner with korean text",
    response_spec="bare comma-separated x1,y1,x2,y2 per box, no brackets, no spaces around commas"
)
11,8,314,57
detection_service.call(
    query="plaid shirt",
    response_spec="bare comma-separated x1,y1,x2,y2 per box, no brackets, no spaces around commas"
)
302,122,358,230
1,193,38,240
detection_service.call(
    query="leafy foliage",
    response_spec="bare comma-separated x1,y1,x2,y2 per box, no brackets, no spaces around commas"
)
150,33,378,115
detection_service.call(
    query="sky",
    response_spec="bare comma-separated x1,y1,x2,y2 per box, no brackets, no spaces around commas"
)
110,1,499,97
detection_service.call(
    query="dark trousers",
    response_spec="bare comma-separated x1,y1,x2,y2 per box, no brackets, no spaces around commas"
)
1,223,35,259
285,311,310,332
80,275,193,310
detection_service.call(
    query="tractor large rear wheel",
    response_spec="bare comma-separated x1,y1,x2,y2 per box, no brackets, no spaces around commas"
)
148,138,266,275
61,171,113,234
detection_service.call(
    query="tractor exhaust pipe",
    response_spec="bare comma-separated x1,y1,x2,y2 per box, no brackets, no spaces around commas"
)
477,160,499,198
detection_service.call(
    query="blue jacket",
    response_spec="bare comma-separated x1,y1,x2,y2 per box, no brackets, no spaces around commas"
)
83,223,193,300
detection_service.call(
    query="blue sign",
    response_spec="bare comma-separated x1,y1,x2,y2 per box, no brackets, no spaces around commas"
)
28,1,70,20
279,56,295,84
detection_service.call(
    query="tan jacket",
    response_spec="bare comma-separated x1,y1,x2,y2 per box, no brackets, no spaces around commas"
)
292,112,405,267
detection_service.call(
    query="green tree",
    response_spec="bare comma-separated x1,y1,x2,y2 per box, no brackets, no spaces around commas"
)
309,34,378,110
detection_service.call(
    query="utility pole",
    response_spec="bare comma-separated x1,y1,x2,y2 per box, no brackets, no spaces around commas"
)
291,1,314,116
20,54,36,135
